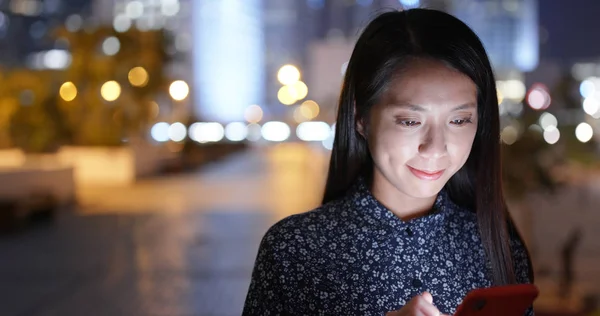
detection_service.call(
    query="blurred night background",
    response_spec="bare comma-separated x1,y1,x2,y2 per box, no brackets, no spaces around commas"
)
0,0,599,315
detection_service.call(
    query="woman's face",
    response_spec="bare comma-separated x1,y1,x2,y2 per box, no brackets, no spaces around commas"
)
361,58,478,199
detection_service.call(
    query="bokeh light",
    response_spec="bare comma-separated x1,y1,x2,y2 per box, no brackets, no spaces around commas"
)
583,97,600,116
277,86,297,105
100,81,121,101
539,112,558,131
277,64,301,85
225,122,248,141
506,102,524,116
294,106,310,123
543,126,560,145
128,67,149,87
151,122,170,142
575,123,594,143
526,84,551,110
168,122,187,142
498,80,526,102
296,121,331,141
244,105,263,123
113,15,131,32
300,100,320,119
261,121,290,142
169,80,189,101
289,81,308,101
125,1,144,19
102,36,120,56
246,123,262,142
189,122,225,143
501,125,519,145
59,81,77,101
580,78,599,98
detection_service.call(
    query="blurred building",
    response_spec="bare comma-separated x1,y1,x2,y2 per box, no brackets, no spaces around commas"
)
451,0,539,75
192,0,265,123
0,0,93,68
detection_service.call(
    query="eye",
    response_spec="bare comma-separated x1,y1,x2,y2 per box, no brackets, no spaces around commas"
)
450,118,473,126
397,119,421,127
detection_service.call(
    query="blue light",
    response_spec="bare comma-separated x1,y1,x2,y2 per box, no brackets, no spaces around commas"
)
399,0,420,7
580,80,596,99
193,0,264,122
357,0,373,6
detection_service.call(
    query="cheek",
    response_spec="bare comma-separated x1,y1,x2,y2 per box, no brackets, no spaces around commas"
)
368,124,418,161
447,128,477,163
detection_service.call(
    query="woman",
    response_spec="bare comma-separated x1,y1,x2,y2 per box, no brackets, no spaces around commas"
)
243,8,534,316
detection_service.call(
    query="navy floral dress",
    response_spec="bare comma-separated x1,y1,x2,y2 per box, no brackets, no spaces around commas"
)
243,179,534,315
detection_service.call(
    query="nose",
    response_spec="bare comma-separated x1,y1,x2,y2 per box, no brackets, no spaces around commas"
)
418,125,447,159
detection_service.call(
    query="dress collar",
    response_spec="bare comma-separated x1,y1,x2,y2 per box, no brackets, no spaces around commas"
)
347,177,455,229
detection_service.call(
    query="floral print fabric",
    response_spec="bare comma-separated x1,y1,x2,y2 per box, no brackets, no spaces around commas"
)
243,179,533,315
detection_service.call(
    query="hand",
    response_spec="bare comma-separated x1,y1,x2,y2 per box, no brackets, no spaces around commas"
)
385,292,448,316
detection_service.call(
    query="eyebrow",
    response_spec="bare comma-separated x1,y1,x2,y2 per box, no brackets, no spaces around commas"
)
389,103,476,112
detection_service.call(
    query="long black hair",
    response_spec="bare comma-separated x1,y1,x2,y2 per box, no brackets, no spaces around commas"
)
323,8,527,286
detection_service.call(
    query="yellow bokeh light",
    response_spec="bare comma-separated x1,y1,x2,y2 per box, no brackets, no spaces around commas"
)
128,66,149,87
244,104,263,123
277,64,301,85
169,80,189,101
100,80,121,101
301,100,320,119
293,106,310,123
278,86,297,105
59,81,77,101
289,81,308,101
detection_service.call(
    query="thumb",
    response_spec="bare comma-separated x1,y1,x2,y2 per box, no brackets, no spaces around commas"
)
421,291,433,304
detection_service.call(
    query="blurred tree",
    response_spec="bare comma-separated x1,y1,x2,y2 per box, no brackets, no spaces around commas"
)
52,26,176,146
0,26,178,152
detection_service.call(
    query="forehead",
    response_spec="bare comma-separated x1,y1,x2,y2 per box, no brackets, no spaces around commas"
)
381,58,477,108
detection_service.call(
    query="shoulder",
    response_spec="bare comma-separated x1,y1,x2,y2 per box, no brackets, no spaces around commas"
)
259,197,350,254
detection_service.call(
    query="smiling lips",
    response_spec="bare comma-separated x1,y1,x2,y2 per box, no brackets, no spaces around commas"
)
408,166,445,180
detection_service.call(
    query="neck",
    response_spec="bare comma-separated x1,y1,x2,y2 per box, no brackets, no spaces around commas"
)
369,171,437,221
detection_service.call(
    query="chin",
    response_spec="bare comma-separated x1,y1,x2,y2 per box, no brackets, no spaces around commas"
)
403,180,446,199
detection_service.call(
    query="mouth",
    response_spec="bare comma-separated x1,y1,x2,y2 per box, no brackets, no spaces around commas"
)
407,166,445,180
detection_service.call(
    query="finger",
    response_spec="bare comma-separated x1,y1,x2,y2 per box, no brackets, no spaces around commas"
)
414,295,441,316
420,291,433,304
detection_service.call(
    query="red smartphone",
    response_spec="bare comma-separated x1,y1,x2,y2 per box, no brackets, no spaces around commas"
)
454,284,539,316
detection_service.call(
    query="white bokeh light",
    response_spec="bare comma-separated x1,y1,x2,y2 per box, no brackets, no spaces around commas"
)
583,97,600,116
261,121,290,142
168,122,187,142
543,126,560,144
102,37,120,56
151,122,170,142
225,122,248,141
113,15,131,32
575,123,594,143
296,121,331,141
539,112,558,131
189,122,224,143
